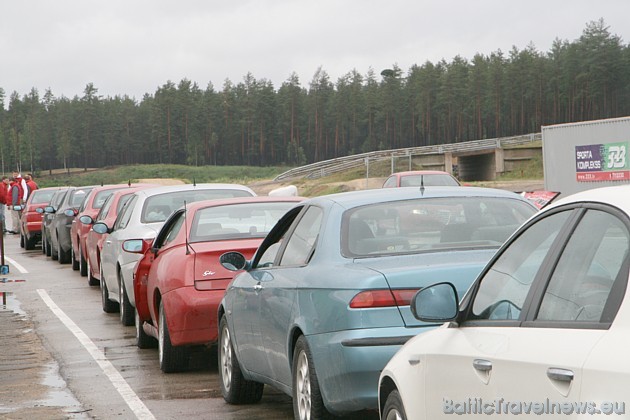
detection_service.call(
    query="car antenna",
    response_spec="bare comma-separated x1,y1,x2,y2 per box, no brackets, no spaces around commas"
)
193,177,196,187
101,180,104,187
184,200,192,255
128,179,131,187
420,175,425,195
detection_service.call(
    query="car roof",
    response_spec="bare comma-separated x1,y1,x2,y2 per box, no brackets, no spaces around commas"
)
306,186,530,209
547,184,630,213
134,183,256,198
183,195,304,212
392,170,454,177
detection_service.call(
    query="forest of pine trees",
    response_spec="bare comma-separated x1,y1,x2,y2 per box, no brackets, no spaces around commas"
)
1,20,629,174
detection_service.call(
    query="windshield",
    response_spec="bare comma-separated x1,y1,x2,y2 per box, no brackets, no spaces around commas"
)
70,188,94,208
141,189,254,223
190,201,295,242
30,189,57,204
342,196,536,258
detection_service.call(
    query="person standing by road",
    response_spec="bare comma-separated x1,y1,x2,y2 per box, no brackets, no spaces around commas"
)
8,176,23,234
12,171,28,204
0,176,7,234
25,174,38,198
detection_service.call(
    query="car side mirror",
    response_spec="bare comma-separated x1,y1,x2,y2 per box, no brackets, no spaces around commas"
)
220,251,248,271
411,282,459,322
122,239,146,254
44,206,55,213
79,215,94,225
64,209,76,217
92,222,110,234
36,207,45,214
13,205,23,211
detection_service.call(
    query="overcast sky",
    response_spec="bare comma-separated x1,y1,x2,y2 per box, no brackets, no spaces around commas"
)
2,0,630,102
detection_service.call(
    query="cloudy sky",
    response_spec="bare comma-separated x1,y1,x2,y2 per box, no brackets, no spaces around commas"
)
2,0,629,102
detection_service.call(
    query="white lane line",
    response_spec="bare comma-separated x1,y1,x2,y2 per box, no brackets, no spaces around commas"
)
5,256,28,274
37,289,156,420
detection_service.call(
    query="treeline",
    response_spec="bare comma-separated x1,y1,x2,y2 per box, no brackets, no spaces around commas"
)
1,19,629,174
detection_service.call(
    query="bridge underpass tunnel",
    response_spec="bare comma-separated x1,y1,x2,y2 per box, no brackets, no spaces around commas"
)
457,152,496,181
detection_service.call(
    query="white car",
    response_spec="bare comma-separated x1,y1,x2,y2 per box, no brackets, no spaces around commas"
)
93,183,255,326
379,185,630,420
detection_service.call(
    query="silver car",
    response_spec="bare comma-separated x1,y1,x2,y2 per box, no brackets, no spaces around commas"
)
93,183,255,326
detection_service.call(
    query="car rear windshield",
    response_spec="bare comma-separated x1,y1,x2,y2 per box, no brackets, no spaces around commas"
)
30,189,57,204
70,188,94,208
400,174,460,187
93,188,124,209
141,189,254,223
342,196,536,258
189,201,296,242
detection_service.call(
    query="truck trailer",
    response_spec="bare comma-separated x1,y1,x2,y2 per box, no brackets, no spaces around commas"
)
542,116,630,197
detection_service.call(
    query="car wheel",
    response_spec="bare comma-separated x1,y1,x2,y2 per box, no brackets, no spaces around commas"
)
51,240,59,260
218,315,264,404
101,266,119,313
79,245,88,276
158,300,187,373
71,245,80,270
45,236,52,256
58,236,70,264
20,233,25,248
135,308,156,349
293,336,330,420
119,271,134,326
25,235,36,251
382,390,407,420
42,235,47,254
86,256,99,286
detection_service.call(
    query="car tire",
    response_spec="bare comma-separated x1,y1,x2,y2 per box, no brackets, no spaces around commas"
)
45,236,52,257
58,235,70,264
158,300,187,373
382,390,407,420
71,245,80,270
135,308,156,349
79,245,88,276
293,336,330,420
101,266,119,313
86,256,99,286
20,233,25,248
51,240,59,260
218,315,264,404
119,271,134,326
42,235,47,255
25,235,36,251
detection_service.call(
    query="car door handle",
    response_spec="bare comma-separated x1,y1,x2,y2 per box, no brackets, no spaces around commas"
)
253,283,262,292
547,368,574,382
473,359,492,372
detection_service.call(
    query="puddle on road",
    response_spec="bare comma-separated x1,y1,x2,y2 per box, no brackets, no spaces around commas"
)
38,361,91,418
0,291,91,418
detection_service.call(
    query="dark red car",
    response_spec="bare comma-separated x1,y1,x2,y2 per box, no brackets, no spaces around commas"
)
132,196,303,373
18,187,64,250
83,185,157,286
70,184,153,277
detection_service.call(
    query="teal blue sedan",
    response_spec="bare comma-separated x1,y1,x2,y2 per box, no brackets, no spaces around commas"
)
218,186,537,419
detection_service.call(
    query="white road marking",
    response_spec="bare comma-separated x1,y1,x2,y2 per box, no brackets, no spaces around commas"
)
5,256,28,274
37,289,156,420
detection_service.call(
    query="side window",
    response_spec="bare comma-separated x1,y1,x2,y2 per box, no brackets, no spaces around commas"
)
279,207,323,267
114,196,137,231
470,210,572,321
536,209,629,323
383,176,397,188
96,195,114,222
160,212,185,248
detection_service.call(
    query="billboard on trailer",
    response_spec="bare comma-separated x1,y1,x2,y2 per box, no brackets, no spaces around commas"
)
542,116,630,197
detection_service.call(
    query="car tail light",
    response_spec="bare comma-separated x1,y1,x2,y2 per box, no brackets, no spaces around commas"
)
349,289,419,308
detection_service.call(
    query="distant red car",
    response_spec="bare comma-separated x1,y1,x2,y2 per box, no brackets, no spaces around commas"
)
83,185,156,286
132,196,303,373
382,170,461,188
18,187,63,250
70,184,152,277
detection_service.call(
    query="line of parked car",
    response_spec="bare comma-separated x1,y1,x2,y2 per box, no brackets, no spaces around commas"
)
16,177,630,419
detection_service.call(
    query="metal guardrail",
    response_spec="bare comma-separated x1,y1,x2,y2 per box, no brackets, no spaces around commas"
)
274,133,542,181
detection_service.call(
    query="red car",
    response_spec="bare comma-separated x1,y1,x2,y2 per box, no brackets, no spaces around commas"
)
131,196,303,373
382,170,461,188
83,185,156,286
70,184,153,277
18,187,64,250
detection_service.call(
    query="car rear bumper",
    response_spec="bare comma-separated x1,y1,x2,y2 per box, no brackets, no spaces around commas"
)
307,326,432,414
162,286,225,346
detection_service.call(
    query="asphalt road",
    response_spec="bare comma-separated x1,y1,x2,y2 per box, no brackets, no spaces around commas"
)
0,234,297,420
